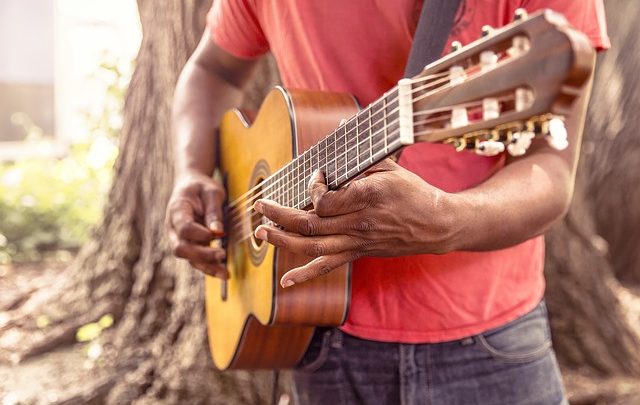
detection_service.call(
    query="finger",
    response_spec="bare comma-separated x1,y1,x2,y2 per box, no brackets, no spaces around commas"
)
191,261,229,279
201,185,226,235
254,225,363,257
254,199,343,236
280,251,357,287
254,199,377,236
175,220,215,244
307,170,329,211
310,177,380,217
171,238,226,264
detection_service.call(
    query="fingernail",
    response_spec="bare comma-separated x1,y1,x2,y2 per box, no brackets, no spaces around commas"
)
254,226,267,241
281,279,295,288
253,201,263,214
209,220,224,235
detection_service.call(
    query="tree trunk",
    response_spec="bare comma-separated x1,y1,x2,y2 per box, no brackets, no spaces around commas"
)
544,0,640,377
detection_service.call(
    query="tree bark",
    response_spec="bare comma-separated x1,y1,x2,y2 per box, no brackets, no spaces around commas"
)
544,0,640,377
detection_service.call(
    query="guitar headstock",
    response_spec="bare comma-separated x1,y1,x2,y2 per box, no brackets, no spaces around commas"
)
400,9,595,157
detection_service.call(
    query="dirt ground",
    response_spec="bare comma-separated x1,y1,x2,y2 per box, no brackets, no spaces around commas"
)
1,260,639,405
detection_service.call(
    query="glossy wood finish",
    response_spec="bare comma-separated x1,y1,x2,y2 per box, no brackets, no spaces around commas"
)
206,87,358,370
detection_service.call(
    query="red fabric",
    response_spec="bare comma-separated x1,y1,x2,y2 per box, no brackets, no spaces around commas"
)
208,0,609,343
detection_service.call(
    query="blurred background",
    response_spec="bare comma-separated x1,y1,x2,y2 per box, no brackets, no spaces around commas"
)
0,0,638,404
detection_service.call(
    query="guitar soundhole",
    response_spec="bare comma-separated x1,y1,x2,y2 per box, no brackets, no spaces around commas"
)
248,160,270,266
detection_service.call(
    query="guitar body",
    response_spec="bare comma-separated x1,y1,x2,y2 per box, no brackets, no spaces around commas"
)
205,87,359,370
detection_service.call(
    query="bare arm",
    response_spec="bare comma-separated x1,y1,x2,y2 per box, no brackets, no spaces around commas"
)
166,32,259,278
173,32,257,176
449,56,594,251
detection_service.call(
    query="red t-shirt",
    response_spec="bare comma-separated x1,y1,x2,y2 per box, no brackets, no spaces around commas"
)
207,0,609,343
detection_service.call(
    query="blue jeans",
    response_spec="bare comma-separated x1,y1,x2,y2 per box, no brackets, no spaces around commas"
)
293,301,567,405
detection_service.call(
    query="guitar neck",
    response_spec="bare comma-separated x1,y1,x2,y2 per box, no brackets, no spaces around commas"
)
261,87,408,210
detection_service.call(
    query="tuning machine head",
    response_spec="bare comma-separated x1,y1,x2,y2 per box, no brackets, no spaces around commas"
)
481,25,493,37
514,8,528,21
450,41,462,53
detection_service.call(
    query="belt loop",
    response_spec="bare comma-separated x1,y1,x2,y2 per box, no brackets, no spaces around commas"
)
330,328,344,349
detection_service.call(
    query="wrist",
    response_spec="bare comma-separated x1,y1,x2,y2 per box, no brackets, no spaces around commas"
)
428,189,468,254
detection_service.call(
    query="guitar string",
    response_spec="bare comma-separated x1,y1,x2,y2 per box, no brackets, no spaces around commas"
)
224,92,505,228
224,117,403,235
223,96,499,233
223,60,493,230
230,135,406,243
225,91,518,236
222,69,458,211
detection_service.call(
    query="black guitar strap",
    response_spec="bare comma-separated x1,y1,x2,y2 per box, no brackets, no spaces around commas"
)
404,0,464,78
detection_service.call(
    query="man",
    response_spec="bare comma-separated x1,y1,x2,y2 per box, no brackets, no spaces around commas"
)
166,1,609,403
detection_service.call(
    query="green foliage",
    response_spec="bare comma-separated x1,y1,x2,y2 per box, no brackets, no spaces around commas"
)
0,54,129,264
76,314,114,342
0,139,118,263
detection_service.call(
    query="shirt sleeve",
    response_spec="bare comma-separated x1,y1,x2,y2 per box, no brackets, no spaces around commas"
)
206,0,269,59
521,0,611,50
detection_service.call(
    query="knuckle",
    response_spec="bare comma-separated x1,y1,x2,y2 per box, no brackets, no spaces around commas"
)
353,218,376,233
176,223,192,239
172,242,188,258
305,241,326,257
317,263,333,276
297,216,317,236
271,234,288,249
314,197,330,216
204,183,226,199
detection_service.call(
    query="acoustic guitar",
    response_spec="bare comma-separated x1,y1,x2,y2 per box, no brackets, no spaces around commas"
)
205,9,595,370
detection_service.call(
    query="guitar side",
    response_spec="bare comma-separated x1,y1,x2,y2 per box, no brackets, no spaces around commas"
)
205,87,359,370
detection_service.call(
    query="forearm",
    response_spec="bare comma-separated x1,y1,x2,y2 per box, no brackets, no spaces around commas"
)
444,63,594,252
172,34,257,179
446,151,573,251
172,61,243,177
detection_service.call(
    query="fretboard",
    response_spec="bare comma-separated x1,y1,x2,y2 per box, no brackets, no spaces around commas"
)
260,87,402,209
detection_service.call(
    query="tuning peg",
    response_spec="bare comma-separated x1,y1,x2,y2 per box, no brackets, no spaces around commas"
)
514,8,528,21
507,131,534,156
546,118,569,150
450,41,462,52
475,140,505,156
481,25,493,37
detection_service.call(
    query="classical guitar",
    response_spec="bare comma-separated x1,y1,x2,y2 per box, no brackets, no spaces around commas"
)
205,9,595,370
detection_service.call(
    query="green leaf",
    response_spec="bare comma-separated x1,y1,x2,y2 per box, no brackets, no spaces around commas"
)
98,314,114,329
76,322,102,342
35,315,50,329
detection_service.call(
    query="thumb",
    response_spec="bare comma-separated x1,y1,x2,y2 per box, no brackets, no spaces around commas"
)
201,185,226,236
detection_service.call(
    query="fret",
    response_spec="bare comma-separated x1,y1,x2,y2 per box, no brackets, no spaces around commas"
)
274,174,282,205
321,137,329,185
287,162,294,207
344,118,357,180
356,106,371,172
262,176,272,202
311,144,319,177
382,95,388,154
370,98,386,158
333,125,347,186
297,155,304,208
327,132,337,188
368,106,374,164
385,91,401,146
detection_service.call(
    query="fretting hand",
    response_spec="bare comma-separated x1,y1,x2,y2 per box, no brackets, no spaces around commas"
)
253,159,458,287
